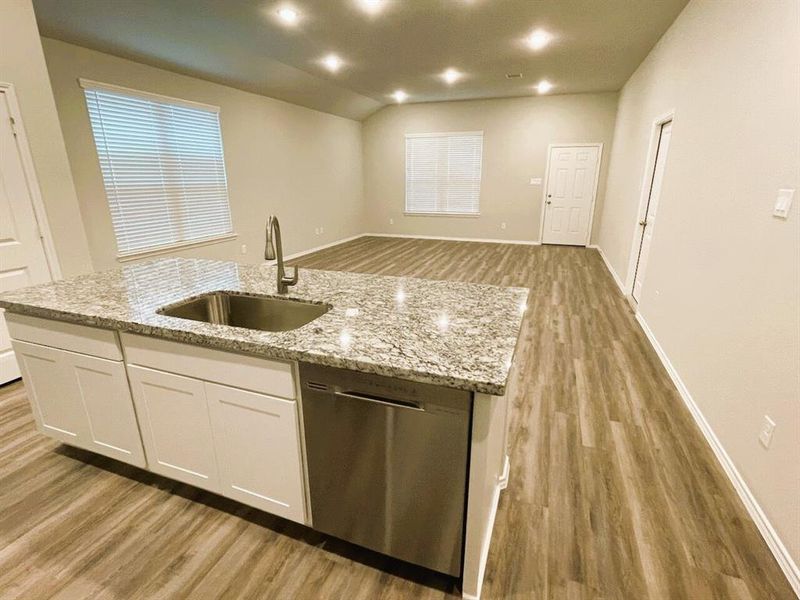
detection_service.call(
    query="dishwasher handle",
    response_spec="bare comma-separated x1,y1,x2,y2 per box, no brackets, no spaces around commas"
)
333,389,425,412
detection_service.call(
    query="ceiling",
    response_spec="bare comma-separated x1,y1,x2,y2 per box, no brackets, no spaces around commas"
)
33,0,688,121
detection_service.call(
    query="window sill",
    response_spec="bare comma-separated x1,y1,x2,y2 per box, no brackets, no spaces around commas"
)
116,232,238,262
403,212,481,218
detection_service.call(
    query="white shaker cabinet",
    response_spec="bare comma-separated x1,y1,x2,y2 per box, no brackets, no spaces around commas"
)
127,365,221,493
126,362,306,524
10,320,307,525
12,339,146,467
121,333,307,524
206,382,306,523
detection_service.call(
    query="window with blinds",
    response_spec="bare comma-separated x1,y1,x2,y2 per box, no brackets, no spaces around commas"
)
405,131,483,215
81,79,233,257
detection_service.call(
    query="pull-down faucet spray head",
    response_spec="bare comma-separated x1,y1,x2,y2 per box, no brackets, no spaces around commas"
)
265,215,276,260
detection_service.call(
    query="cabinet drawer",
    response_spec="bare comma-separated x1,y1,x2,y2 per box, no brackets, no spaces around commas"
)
121,333,296,399
6,313,122,361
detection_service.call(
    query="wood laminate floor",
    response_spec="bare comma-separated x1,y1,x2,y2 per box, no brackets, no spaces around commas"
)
0,237,794,599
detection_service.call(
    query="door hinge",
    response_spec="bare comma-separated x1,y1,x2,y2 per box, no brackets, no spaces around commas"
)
9,116,18,137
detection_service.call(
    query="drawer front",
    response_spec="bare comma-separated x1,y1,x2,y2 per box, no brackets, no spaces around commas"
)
121,333,296,399
6,313,122,361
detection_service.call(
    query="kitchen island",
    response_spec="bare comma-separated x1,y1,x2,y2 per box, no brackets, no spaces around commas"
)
0,258,527,600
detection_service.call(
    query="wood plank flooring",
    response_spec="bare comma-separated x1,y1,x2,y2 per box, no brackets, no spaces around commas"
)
0,236,795,599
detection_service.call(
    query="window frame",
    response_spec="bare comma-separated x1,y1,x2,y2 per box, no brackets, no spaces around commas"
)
79,79,237,261
404,130,484,217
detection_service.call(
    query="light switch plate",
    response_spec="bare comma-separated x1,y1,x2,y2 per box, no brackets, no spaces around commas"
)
530,177,542,185
773,188,794,219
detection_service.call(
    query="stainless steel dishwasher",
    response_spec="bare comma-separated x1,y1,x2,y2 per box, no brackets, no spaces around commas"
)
299,362,473,577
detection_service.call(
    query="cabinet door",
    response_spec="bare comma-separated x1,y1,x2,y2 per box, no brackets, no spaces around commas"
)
13,340,88,445
128,365,220,492
206,382,305,523
12,340,146,468
65,351,146,467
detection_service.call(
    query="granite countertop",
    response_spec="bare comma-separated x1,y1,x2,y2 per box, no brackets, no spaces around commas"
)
0,258,528,395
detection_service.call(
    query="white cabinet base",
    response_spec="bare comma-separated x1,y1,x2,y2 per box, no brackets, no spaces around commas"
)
13,339,146,468
126,353,307,525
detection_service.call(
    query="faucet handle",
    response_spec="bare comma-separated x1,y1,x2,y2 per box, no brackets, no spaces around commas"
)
282,265,299,286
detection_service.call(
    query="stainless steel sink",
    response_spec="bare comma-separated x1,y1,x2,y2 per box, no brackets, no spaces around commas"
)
158,292,331,332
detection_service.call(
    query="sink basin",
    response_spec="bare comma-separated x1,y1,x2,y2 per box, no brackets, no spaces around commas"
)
158,292,331,332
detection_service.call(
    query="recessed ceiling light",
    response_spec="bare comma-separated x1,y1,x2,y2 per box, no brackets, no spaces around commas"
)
536,80,553,94
526,29,551,51
277,6,299,25
392,90,408,103
322,54,343,73
357,0,384,15
441,68,462,85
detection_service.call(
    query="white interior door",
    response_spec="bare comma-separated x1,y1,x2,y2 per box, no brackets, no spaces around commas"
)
0,90,53,384
632,121,672,302
542,145,600,246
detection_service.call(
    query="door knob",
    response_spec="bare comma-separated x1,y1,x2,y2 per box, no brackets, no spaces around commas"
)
546,200,552,205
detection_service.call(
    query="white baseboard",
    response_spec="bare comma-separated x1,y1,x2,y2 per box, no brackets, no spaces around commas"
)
498,453,510,490
635,312,800,597
282,233,540,265
364,232,541,246
280,233,367,262
588,244,626,294
462,477,503,600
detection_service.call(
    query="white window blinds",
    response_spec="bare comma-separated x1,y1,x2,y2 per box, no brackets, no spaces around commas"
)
81,79,233,257
405,131,483,215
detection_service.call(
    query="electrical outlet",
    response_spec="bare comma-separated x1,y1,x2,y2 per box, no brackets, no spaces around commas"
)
240,244,247,255
320,226,324,234
500,222,507,230
389,218,394,225
314,227,320,235
759,415,776,449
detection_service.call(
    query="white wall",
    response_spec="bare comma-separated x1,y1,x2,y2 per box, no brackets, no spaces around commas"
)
362,93,618,242
596,0,800,571
0,0,92,277
41,38,365,271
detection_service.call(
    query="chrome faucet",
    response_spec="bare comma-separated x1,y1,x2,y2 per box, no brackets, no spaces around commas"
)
265,215,298,294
